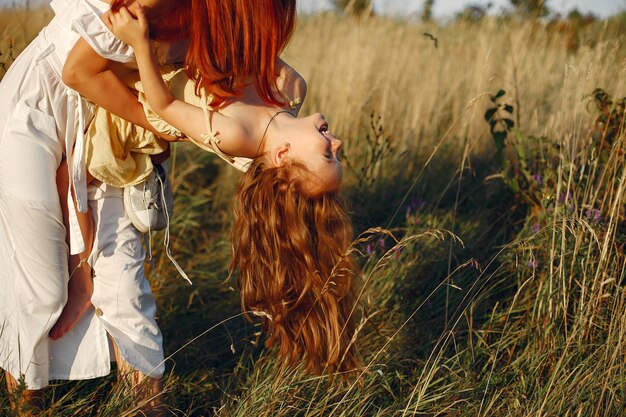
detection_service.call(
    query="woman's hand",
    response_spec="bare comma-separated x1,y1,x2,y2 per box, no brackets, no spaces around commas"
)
102,3,149,49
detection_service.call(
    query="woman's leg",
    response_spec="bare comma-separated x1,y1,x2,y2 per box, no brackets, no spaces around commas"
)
5,371,44,416
49,159,95,340
0,100,68,391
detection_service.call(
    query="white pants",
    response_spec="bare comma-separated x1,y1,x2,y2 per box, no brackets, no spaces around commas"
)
86,182,165,379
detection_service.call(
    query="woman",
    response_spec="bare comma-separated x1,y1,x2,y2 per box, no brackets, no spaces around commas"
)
0,0,191,412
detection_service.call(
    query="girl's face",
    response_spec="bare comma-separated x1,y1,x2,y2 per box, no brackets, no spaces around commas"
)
282,113,343,195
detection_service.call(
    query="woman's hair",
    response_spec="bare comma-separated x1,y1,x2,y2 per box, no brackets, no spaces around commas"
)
110,0,295,106
110,0,192,42
186,0,297,107
230,159,359,374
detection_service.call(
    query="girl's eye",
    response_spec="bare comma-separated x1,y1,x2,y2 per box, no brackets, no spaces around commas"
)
319,123,329,133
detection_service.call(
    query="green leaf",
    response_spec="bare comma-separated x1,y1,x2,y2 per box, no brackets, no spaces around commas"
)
512,127,527,141
503,118,515,129
503,177,520,194
512,141,526,161
504,104,514,114
484,108,497,122
493,131,507,150
519,160,531,178
495,89,506,99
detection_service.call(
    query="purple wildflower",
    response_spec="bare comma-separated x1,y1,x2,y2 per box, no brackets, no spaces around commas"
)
404,198,427,225
531,223,540,233
528,259,539,269
586,208,601,224
366,242,374,255
378,239,386,250
532,174,543,185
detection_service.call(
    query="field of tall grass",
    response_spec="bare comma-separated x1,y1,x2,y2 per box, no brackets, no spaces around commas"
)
1,5,625,416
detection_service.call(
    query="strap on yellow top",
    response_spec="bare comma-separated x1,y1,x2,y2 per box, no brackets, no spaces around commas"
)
189,88,300,172
194,88,241,167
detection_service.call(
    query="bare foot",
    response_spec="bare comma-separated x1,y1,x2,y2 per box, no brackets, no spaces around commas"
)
49,268,93,340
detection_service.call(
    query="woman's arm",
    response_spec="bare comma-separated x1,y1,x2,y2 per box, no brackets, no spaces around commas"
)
105,5,248,155
63,38,163,134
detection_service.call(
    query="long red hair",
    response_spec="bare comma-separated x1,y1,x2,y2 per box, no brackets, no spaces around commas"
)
110,0,296,106
186,0,297,106
110,0,192,42
230,159,360,374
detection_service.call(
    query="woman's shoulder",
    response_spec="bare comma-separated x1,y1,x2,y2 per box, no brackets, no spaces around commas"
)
50,0,135,63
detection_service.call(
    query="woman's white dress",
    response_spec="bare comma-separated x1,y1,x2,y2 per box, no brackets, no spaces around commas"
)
0,0,184,389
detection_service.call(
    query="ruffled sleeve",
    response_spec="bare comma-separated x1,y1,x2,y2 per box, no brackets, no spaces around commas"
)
125,66,185,137
51,0,135,63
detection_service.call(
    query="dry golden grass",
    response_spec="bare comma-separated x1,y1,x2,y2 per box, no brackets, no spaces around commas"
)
0,5,52,74
285,15,625,166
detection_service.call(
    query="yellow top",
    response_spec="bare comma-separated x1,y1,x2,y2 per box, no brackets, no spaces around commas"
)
86,67,299,187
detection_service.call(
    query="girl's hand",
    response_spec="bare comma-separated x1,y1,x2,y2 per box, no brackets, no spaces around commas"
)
102,3,149,49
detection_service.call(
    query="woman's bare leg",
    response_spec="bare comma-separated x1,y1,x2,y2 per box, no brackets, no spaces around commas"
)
111,338,165,417
49,159,95,340
5,371,44,416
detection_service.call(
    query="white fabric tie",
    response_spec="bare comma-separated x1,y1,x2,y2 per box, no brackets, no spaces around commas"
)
65,90,88,255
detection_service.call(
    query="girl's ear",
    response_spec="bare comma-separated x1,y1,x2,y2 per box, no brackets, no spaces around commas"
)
272,143,291,167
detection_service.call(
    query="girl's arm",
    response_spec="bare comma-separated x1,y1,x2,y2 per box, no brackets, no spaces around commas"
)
106,6,249,156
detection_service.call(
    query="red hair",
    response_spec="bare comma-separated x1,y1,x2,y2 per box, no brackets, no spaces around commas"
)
110,0,296,106
186,0,297,106
110,0,192,42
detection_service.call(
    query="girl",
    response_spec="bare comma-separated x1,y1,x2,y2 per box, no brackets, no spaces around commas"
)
102,4,360,374
48,0,299,345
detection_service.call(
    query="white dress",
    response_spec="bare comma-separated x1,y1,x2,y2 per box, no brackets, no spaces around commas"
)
0,0,184,389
